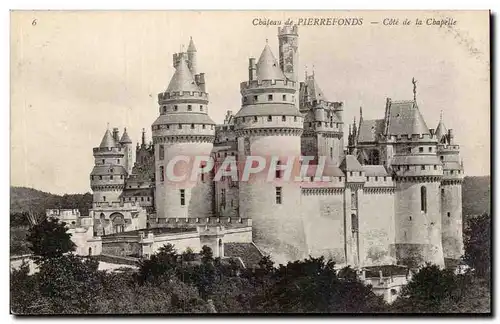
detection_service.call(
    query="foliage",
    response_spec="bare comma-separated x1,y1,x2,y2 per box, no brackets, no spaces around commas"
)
10,226,31,256
26,218,76,261
390,264,491,313
462,176,491,217
463,213,491,278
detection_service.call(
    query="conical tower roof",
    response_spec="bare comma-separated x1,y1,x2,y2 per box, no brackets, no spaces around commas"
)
119,128,132,144
304,73,327,101
435,114,447,141
99,129,115,148
256,44,286,81
187,37,197,52
166,55,200,93
386,100,430,136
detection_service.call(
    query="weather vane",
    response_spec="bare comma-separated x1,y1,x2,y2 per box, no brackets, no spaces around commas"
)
412,77,417,101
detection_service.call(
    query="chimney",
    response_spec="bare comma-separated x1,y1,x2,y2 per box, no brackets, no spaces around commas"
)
448,129,454,144
248,58,257,81
198,73,206,92
112,128,119,142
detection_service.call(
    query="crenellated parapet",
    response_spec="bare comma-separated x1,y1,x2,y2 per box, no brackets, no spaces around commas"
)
158,91,208,104
240,79,297,93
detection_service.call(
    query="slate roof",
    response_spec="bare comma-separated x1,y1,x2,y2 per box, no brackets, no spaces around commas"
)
358,119,385,143
187,37,197,52
386,100,430,136
235,103,302,118
339,155,364,172
256,44,286,81
435,119,448,143
121,188,153,197
91,165,127,176
392,155,441,165
362,165,389,177
99,129,116,148
119,128,132,144
224,243,263,269
152,113,215,126
166,56,200,93
303,74,327,102
304,164,344,177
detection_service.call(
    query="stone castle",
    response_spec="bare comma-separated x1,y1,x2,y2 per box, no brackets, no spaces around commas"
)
86,25,464,269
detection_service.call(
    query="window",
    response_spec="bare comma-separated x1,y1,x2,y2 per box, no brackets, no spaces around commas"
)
180,189,185,206
275,160,282,179
117,159,120,164
406,165,410,171
282,94,286,101
268,115,272,122
440,156,444,161
221,188,226,207
174,105,178,111
160,166,165,182
268,94,273,101
254,116,258,122
200,105,203,111
408,147,412,153
441,188,445,195
429,147,432,152
166,125,170,129
447,212,451,218
91,175,94,180
141,197,144,201
147,197,150,201
294,116,297,122
330,147,333,159
421,165,425,170
187,105,192,111
202,124,206,129
282,116,286,122
163,106,167,113
254,95,258,102
419,147,424,153
103,196,106,202
276,187,282,204
110,175,113,180
351,192,357,209
420,186,427,213
375,176,378,181
191,124,195,129
159,144,164,160
351,214,358,232
99,175,103,180
178,124,182,129
366,176,369,181
102,159,105,164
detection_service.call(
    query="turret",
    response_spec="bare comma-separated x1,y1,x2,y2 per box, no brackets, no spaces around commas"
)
234,41,306,264
152,45,215,222
278,25,298,82
248,58,257,81
90,127,126,204
119,128,133,175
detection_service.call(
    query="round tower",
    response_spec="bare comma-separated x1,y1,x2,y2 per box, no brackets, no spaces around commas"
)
152,41,215,223
389,99,445,268
278,25,298,83
436,116,464,268
235,42,306,264
90,128,127,204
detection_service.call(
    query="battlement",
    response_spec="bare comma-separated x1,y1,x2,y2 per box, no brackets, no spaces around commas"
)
385,133,438,143
437,144,460,152
93,146,125,155
240,79,296,92
92,201,141,209
151,216,252,228
158,91,208,102
278,24,298,35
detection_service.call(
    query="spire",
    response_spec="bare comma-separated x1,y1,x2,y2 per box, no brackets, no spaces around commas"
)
119,127,132,144
187,36,197,52
256,43,286,81
99,129,115,148
166,55,200,93
141,128,146,146
359,106,363,122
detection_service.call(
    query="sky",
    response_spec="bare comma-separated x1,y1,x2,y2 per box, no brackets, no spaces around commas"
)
10,11,490,194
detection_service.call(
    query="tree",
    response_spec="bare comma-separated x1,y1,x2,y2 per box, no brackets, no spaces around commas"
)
137,243,180,284
463,213,491,278
26,217,75,261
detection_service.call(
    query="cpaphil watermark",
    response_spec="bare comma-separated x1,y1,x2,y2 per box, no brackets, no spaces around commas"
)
161,155,334,184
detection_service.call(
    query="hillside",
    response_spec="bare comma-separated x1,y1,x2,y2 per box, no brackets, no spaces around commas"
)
462,176,491,217
10,186,93,217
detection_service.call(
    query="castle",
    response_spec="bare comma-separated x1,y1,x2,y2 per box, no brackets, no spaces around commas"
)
86,25,464,269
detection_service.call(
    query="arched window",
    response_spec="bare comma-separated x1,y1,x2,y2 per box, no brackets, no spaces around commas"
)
88,247,92,256
420,186,427,213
